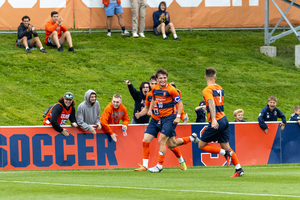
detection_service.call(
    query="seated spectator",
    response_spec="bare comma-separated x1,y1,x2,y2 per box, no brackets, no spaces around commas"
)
125,79,150,124
233,109,246,122
152,1,179,41
195,100,206,123
100,94,130,142
17,15,46,53
289,105,300,125
43,92,78,136
258,96,286,133
103,0,130,37
44,11,76,53
76,90,102,134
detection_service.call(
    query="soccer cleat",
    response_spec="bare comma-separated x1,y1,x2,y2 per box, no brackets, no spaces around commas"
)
134,165,147,171
174,37,180,41
224,150,233,167
26,48,32,53
39,49,47,53
68,47,76,53
148,166,163,173
121,30,130,36
180,160,187,171
191,133,200,143
132,32,139,38
58,46,64,52
231,168,244,177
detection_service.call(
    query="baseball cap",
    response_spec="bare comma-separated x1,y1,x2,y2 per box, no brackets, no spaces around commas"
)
199,100,205,106
64,92,74,99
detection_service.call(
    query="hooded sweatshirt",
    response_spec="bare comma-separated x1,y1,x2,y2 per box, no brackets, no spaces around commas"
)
17,22,38,40
76,90,101,131
152,2,170,29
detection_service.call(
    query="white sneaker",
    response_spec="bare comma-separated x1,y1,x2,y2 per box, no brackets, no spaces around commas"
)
148,166,163,173
107,32,111,37
139,33,145,37
132,32,139,38
121,30,130,36
191,133,200,143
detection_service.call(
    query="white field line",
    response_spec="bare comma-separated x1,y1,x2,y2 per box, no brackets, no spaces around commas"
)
0,180,299,198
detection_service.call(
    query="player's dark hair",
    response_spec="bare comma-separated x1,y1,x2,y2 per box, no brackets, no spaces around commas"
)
22,15,30,21
156,68,168,78
150,74,156,81
51,11,59,17
140,81,150,91
205,68,216,77
160,1,166,8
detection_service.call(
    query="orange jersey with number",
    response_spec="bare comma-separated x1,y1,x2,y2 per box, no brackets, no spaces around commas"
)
43,103,72,126
145,92,160,121
151,83,181,118
202,84,225,122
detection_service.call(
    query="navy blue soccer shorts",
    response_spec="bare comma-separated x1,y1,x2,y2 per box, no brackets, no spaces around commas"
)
201,116,230,143
145,118,161,138
160,114,177,138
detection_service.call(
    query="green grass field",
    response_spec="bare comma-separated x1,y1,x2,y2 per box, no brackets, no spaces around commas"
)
1,164,300,199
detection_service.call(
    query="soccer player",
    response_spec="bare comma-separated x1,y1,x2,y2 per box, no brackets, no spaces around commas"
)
134,76,188,171
146,68,198,173
195,68,244,177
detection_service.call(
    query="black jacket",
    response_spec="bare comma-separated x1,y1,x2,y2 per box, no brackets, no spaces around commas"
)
17,22,38,40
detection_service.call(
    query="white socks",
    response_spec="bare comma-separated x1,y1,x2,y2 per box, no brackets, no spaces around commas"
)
143,159,149,168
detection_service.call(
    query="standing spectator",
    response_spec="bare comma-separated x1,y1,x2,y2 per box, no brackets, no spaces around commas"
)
152,1,179,41
233,109,246,122
125,79,150,124
76,90,102,134
43,92,78,136
103,0,130,37
17,15,46,53
258,96,286,133
195,100,206,123
100,94,130,142
289,105,300,125
44,11,76,53
130,0,147,38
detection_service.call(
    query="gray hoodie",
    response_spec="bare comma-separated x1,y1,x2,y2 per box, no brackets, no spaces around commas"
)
76,89,101,131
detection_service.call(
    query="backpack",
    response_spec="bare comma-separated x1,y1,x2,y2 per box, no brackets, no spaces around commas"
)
43,104,55,118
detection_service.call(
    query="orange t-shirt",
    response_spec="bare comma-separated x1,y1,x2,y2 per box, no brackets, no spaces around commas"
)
151,83,181,118
202,84,225,122
44,20,68,44
100,102,130,135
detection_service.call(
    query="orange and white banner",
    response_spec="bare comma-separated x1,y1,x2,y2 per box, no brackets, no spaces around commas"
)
0,1,299,30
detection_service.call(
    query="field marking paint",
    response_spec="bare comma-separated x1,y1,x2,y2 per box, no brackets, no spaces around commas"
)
0,180,299,198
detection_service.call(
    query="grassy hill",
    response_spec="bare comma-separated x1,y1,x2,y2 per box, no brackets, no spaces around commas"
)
0,30,299,126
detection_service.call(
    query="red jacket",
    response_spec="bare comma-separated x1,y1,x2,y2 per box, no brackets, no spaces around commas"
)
102,0,121,7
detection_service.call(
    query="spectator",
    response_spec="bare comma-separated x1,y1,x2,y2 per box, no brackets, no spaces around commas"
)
149,74,157,88
44,11,76,53
125,79,150,124
233,109,246,122
103,0,130,37
130,0,147,38
152,1,179,41
100,94,130,142
258,96,286,133
289,105,300,125
76,89,102,134
17,15,46,53
195,100,206,123
43,92,78,136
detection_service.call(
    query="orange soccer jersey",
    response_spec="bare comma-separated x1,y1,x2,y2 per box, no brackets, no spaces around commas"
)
151,83,180,118
145,92,160,121
202,84,225,122
100,102,130,135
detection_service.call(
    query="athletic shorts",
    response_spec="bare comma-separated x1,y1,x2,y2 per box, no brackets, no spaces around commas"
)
201,116,230,143
104,3,123,17
16,39,32,48
160,114,177,138
145,118,161,138
153,26,171,36
46,37,61,47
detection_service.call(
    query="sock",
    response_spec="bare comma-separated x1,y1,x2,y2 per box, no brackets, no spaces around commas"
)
219,149,225,155
182,136,191,144
107,29,111,33
235,164,241,170
178,156,184,163
121,26,125,33
163,34,167,38
171,147,182,158
229,147,240,166
26,47,29,50
40,47,44,50
173,34,177,38
201,144,221,154
157,151,165,166
143,159,149,168
142,142,150,167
